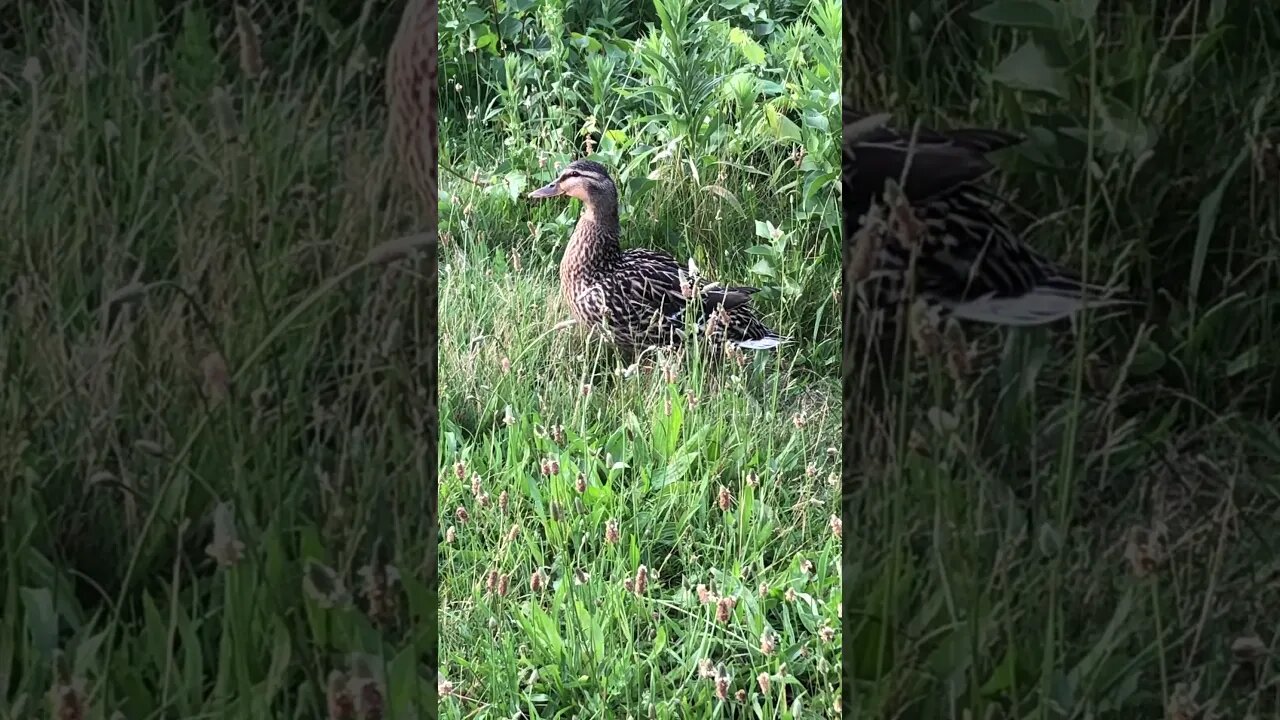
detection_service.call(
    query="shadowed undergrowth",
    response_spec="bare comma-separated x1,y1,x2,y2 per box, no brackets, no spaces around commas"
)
844,1,1280,717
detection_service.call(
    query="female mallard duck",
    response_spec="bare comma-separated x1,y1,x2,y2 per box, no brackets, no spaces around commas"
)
844,110,1129,327
528,160,786,354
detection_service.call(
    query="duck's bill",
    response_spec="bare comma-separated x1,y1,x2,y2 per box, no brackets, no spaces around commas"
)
527,182,561,199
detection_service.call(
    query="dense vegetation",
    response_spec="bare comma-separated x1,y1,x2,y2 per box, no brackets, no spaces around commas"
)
438,0,842,715
3,1,433,716
845,1,1280,717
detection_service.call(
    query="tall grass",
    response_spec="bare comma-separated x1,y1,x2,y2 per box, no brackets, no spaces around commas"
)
2,1,434,716
845,1,1280,717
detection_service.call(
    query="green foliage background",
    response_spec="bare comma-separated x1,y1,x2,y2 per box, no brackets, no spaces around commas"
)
845,1,1280,717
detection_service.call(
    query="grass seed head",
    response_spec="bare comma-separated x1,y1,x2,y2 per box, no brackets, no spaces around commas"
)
233,5,263,79
575,473,587,493
205,501,245,568
698,658,715,679
210,86,239,139
910,300,944,358
760,630,776,655
944,319,971,381
499,490,509,513
455,506,469,523
326,670,355,719
200,352,231,403
757,672,770,694
605,518,620,545
357,678,384,720
437,673,454,698
717,485,732,511
445,526,456,543
48,654,86,720
1165,681,1200,720
1124,525,1164,579
22,56,43,85
829,514,842,537
715,595,736,623
697,583,714,605
634,565,649,595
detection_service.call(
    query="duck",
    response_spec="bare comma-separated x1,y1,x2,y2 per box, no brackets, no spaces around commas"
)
843,110,1129,329
527,159,786,355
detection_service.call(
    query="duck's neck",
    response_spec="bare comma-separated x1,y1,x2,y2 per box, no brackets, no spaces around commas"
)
562,202,622,278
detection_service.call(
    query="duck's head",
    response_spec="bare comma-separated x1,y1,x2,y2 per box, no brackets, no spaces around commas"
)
528,160,616,207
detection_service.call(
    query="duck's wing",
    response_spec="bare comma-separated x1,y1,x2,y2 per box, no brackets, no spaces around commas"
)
610,248,693,330
904,189,1128,326
612,250,783,346
845,112,1023,213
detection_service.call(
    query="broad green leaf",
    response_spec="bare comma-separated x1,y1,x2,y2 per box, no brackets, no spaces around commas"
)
729,27,767,65
1066,0,1100,21
802,108,829,132
980,646,1019,695
764,105,804,143
971,0,1061,29
503,171,527,203
990,41,1070,98
20,587,57,658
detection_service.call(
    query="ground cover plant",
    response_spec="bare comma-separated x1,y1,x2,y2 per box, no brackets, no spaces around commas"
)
438,0,842,715
844,1,1280,717
2,1,435,717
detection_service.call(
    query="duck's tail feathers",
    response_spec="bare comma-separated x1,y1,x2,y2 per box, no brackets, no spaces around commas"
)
946,276,1136,327
733,334,789,351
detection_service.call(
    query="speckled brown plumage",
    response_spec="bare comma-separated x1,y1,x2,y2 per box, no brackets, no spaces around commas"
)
843,110,1129,329
529,160,786,355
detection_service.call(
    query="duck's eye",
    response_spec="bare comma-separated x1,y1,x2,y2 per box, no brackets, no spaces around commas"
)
562,171,579,180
